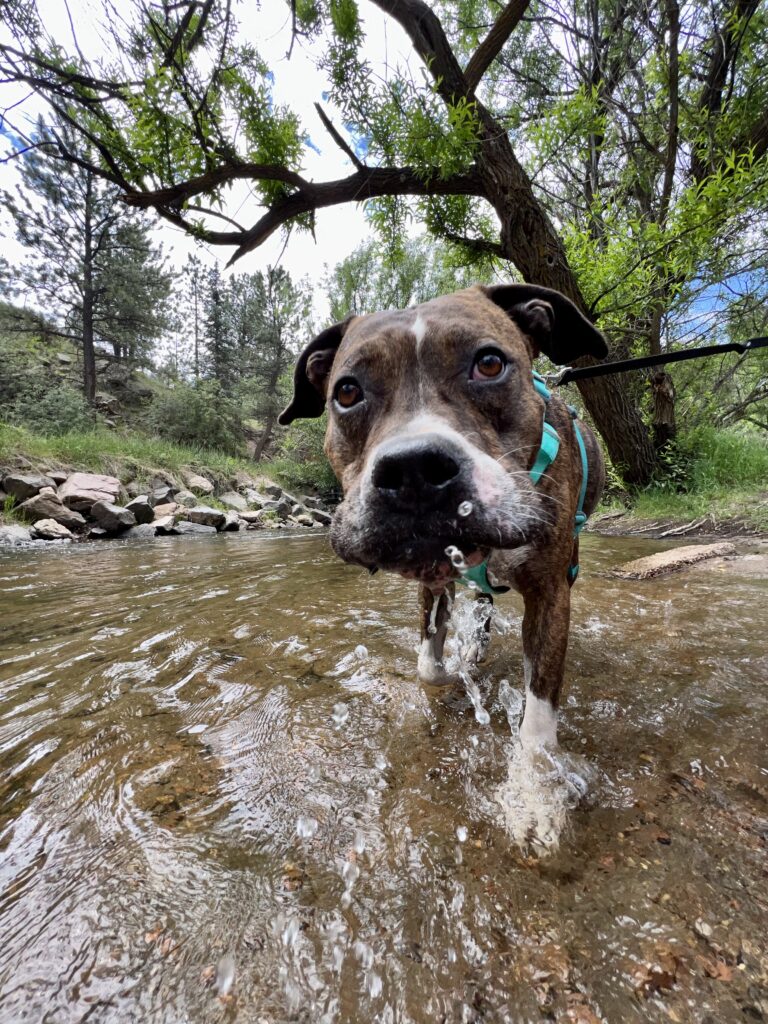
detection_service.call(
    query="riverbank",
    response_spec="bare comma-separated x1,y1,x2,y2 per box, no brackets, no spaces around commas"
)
0,424,333,546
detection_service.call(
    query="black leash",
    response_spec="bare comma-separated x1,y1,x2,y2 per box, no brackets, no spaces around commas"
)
551,335,768,385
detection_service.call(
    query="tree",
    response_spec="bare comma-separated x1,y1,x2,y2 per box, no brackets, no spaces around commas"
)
1,119,172,400
2,1,767,480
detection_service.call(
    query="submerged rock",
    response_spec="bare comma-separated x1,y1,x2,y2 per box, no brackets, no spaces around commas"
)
126,523,158,539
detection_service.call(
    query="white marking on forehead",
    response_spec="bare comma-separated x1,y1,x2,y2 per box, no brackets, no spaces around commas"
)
411,313,429,352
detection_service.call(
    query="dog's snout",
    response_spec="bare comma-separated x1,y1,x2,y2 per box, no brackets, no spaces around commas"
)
371,435,463,509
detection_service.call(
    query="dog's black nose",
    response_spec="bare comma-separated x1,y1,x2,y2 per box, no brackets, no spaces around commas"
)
372,435,463,510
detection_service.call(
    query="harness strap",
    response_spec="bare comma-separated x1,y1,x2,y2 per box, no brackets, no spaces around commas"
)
454,370,590,595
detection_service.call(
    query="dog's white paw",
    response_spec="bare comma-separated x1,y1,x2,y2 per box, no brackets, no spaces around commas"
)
495,742,592,855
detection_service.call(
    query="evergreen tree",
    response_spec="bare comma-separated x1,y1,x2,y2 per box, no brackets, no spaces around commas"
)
1,118,172,400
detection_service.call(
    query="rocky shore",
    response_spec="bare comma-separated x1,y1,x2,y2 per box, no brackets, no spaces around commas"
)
0,464,333,546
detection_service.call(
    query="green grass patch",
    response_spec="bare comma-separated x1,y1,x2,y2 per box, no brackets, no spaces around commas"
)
601,426,768,530
0,421,259,484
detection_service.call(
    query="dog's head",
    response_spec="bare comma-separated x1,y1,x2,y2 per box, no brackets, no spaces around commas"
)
280,285,606,587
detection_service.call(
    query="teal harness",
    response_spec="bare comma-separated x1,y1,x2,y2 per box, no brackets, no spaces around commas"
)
456,371,590,596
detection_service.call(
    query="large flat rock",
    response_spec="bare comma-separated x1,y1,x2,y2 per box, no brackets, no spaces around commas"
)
58,472,121,512
612,542,737,580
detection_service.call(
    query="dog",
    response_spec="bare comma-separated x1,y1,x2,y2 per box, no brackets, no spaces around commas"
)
279,284,607,750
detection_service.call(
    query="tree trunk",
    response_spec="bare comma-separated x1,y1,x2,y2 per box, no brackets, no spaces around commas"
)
82,173,97,404
473,106,659,485
252,407,276,462
650,370,677,451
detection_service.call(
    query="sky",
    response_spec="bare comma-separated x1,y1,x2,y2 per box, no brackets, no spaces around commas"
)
0,0,422,319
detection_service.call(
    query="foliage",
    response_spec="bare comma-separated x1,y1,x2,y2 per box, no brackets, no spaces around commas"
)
148,379,245,454
266,413,339,498
1,117,173,398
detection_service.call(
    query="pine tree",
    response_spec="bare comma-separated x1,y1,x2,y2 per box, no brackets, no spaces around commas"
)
1,118,171,401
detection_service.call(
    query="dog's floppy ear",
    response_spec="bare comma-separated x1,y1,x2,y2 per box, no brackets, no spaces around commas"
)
279,316,354,425
483,283,607,364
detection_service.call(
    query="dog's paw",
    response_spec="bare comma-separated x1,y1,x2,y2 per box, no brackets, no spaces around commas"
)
495,743,593,855
417,643,452,687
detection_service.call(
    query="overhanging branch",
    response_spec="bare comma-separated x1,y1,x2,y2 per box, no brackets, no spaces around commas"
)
464,0,531,93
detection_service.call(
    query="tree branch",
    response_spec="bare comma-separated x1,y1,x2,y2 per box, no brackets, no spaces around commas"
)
314,102,365,169
464,0,531,93
224,165,485,265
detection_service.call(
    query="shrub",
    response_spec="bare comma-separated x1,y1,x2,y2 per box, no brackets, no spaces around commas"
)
265,414,338,498
149,379,245,455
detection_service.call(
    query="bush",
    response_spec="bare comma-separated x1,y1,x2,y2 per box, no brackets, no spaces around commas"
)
149,378,245,455
10,382,95,434
677,425,768,490
265,414,339,497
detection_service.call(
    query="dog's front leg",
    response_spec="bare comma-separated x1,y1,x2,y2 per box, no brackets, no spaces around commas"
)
519,580,570,749
417,584,454,685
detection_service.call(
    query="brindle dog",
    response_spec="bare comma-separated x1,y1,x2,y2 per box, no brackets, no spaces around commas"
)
279,285,607,749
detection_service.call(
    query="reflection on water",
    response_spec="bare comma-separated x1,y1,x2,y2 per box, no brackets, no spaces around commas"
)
1,532,767,1022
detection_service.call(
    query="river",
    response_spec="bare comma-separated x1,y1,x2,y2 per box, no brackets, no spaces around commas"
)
1,532,766,1022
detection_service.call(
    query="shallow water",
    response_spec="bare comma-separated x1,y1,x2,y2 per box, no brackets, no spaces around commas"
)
0,532,766,1023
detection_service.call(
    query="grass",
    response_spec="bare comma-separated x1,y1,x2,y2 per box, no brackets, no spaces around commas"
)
0,421,268,486
600,426,768,531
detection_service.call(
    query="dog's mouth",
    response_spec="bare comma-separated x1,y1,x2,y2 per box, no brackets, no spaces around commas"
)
355,531,488,588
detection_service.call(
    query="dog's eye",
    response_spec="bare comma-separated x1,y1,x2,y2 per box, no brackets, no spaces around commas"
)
471,349,507,380
334,379,364,409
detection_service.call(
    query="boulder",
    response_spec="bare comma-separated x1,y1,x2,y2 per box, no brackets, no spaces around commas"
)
90,500,136,533
243,488,269,508
232,471,258,492
238,510,263,525
295,514,315,527
89,527,109,539
30,519,73,541
301,495,326,511
126,480,142,499
221,511,241,532
152,483,178,505
291,503,308,518
263,482,283,499
175,521,218,536
310,508,333,526
187,506,226,529
175,489,198,508
125,523,158,539
612,542,737,580
2,473,57,502
261,498,291,520
58,472,121,512
153,502,181,518
185,473,214,496
94,391,119,414
17,491,87,529
154,515,179,535
48,470,69,486
125,495,154,524
218,491,247,512
0,523,32,546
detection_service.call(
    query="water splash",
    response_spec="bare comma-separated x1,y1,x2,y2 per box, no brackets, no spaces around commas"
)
457,501,473,517
461,671,490,725
215,954,236,997
296,816,318,839
332,702,350,728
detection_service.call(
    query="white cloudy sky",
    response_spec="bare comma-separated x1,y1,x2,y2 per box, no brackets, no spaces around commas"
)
0,1,423,318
